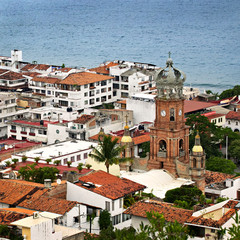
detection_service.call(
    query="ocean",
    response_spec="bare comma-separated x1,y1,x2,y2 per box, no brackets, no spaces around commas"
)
0,0,240,93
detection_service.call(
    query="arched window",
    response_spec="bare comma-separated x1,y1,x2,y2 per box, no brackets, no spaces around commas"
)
201,158,204,168
193,158,197,168
170,108,175,121
159,140,167,152
179,139,184,151
234,129,239,132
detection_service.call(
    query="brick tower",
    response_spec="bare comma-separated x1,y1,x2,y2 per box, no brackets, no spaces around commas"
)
148,56,190,178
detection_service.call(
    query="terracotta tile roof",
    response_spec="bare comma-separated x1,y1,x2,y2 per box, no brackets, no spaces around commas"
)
0,209,32,225
205,171,234,185
89,132,150,145
73,114,95,124
22,72,41,78
205,113,225,120
0,179,44,205
18,192,78,215
61,72,113,85
226,111,240,121
89,62,118,74
77,170,146,200
186,208,236,228
222,200,240,209
1,208,35,215
124,200,193,224
0,69,26,80
55,67,73,72
184,100,217,114
21,64,50,71
31,76,60,84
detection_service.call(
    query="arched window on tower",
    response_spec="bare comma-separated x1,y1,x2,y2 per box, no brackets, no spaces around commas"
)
193,158,197,168
201,157,204,168
159,140,167,152
179,139,184,156
170,108,175,121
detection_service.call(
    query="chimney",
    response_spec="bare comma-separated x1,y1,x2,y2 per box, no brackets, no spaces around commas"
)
44,179,52,189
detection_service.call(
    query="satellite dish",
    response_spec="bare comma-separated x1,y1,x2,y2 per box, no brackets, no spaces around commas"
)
57,179,61,185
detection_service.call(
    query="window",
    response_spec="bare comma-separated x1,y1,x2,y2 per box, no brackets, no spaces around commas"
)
108,95,112,99
71,156,75,162
108,80,111,84
236,122,239,126
77,155,81,161
21,127,26,132
112,214,121,225
211,229,215,233
11,99,15,103
84,153,88,159
11,125,16,130
170,108,175,121
96,90,100,94
119,198,122,208
193,158,197,168
228,120,231,125
74,217,79,223
96,98,100,102
84,100,88,105
122,213,131,222
64,158,68,164
112,201,114,211
47,91,51,95
84,84,88,89
84,92,88,97
30,128,35,133
105,201,110,211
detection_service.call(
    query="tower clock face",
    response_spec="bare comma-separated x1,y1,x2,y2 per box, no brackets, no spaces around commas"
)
179,109,182,116
161,110,166,117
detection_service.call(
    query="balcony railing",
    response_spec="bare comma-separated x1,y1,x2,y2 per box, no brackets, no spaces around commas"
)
21,131,27,134
29,132,35,136
10,129,16,133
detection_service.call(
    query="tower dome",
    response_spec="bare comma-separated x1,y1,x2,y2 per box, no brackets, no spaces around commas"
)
192,131,203,154
155,53,186,99
121,125,132,143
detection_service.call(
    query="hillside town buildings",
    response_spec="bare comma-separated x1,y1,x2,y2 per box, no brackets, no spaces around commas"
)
0,50,240,239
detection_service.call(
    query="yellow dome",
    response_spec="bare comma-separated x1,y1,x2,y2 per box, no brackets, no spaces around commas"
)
192,145,203,153
121,136,132,143
124,125,129,129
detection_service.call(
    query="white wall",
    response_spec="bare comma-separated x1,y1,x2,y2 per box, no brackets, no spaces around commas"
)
47,124,69,145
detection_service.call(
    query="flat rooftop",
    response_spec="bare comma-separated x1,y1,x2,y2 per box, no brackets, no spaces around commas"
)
14,140,97,159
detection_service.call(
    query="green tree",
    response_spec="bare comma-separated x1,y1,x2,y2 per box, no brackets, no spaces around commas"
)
19,164,59,183
229,139,240,164
89,135,127,173
5,161,11,167
34,157,40,164
185,113,222,158
99,210,111,230
54,160,61,166
139,142,150,158
45,158,52,165
219,85,240,100
164,185,202,209
77,163,84,173
227,211,240,240
21,155,27,162
86,164,92,169
67,161,72,167
12,158,18,165
206,156,236,174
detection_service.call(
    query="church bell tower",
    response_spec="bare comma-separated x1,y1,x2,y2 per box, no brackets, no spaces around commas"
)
148,55,190,178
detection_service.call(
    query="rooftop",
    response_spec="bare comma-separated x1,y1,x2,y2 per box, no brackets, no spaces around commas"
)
205,171,234,185
21,64,51,71
184,100,217,114
60,72,114,85
89,62,118,74
73,114,95,124
11,119,67,128
0,69,26,80
226,111,240,121
18,192,78,215
14,140,97,160
31,76,60,84
76,170,146,200
124,200,193,224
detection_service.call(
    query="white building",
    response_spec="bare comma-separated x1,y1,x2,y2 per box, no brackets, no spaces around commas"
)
11,211,84,240
12,139,97,167
205,176,240,200
29,72,117,111
225,111,240,132
67,170,146,234
0,92,29,139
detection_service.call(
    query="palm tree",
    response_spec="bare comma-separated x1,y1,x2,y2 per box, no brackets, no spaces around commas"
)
45,158,52,165
77,163,84,173
34,157,40,164
89,135,127,173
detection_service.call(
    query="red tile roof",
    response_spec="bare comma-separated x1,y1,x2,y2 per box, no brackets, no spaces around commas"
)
89,62,118,74
0,69,26,80
0,179,44,205
1,208,35,215
222,200,240,209
61,72,113,85
22,72,41,78
31,76,60,84
205,171,234,185
205,113,225,120
18,192,78,215
13,161,92,175
0,209,32,225
226,111,240,121
184,100,217,114
89,132,150,145
77,170,146,200
124,200,193,224
21,64,50,71
12,119,66,128
73,115,95,124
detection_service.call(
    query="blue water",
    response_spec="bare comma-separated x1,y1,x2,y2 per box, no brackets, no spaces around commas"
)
0,0,240,93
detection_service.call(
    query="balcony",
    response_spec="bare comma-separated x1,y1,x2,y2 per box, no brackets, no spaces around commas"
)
21,131,27,134
10,129,16,133
66,127,84,134
29,132,35,136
